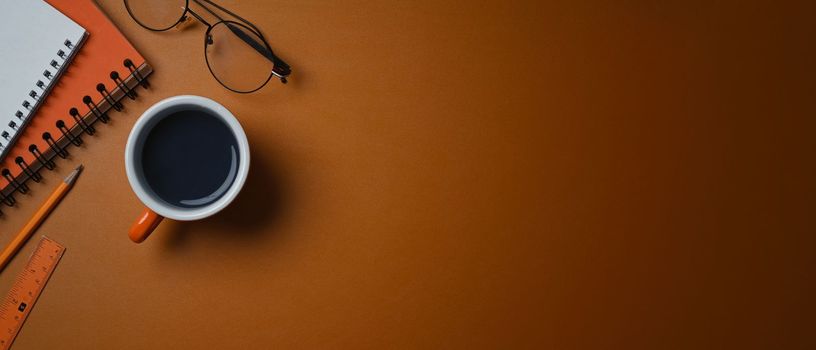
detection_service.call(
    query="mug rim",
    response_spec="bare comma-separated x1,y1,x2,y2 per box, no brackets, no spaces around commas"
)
124,95,250,221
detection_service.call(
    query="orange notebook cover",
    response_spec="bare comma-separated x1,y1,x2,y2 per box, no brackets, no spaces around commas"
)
0,0,152,209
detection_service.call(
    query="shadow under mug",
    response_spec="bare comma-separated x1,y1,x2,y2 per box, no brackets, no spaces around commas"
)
124,95,250,243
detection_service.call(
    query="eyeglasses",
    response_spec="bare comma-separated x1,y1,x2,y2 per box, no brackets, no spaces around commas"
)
124,0,291,93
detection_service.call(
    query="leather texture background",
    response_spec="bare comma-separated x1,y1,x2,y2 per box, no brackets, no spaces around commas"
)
0,0,813,348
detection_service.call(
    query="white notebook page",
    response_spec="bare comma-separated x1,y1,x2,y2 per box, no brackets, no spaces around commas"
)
0,0,87,159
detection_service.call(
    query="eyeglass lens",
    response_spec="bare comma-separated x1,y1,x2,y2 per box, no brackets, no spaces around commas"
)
124,0,188,31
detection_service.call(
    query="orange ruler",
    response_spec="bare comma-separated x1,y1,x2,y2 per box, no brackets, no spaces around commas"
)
0,237,65,350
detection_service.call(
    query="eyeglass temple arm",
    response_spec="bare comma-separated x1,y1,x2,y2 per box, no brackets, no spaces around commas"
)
186,8,212,27
189,0,289,82
192,0,266,40
224,23,291,81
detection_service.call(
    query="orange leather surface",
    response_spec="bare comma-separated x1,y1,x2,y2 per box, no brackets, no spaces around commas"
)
0,0,814,348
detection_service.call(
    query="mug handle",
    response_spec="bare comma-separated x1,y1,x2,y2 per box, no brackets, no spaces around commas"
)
129,208,164,243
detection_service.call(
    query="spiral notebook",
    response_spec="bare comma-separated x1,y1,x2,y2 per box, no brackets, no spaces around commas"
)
0,0,153,214
0,0,88,161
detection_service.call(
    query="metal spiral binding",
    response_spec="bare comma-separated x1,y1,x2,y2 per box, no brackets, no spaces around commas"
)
15,157,41,183
69,108,95,135
97,83,123,111
0,59,152,216
1,190,15,206
43,132,68,159
125,59,150,88
2,169,27,194
83,96,109,124
29,144,54,170
110,71,137,99
56,120,82,146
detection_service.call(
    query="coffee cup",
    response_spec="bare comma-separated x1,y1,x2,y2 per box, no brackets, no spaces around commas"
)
124,95,250,243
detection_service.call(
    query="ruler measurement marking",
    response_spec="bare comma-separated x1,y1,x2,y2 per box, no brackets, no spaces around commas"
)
0,237,65,350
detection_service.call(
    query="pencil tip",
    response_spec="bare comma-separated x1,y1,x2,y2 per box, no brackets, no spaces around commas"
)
64,164,83,184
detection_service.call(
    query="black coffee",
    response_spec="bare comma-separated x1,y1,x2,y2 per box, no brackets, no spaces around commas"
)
140,109,240,208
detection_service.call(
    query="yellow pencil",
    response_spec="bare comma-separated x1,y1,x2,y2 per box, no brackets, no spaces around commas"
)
0,164,83,272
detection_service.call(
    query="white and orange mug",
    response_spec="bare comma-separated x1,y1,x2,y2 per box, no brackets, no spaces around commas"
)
124,95,250,243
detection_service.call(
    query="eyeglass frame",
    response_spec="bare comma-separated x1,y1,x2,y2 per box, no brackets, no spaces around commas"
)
124,0,291,93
